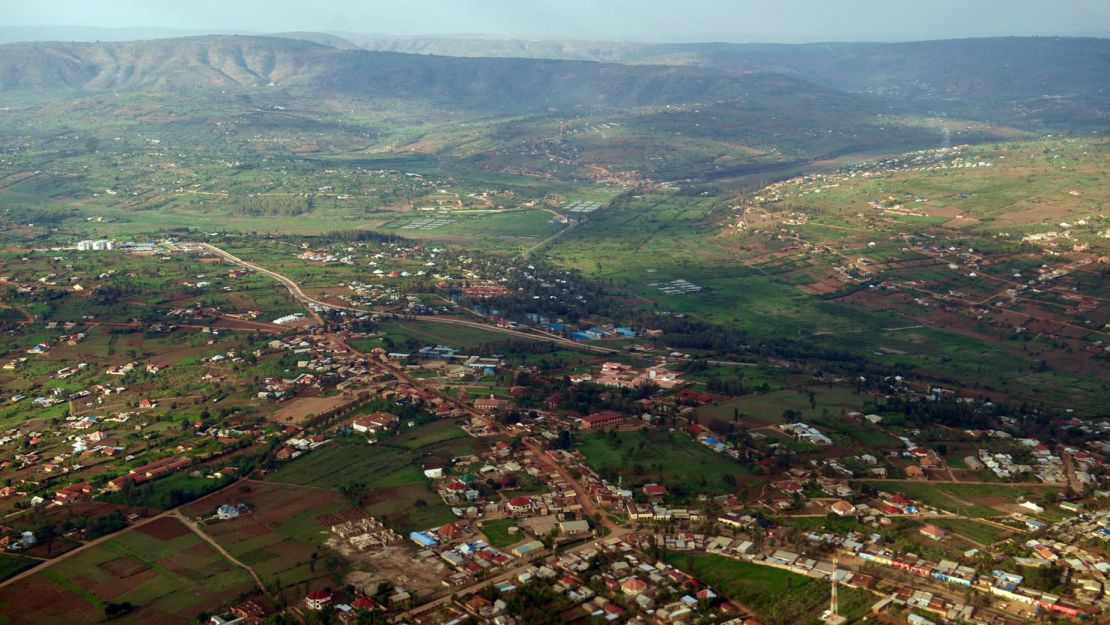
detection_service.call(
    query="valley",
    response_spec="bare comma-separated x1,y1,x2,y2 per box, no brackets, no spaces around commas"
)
0,25,1106,625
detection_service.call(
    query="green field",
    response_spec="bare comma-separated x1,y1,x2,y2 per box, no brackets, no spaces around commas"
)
930,518,1011,546
663,553,872,625
0,555,36,583
266,442,428,490
379,319,535,350
0,518,255,625
265,420,477,532
577,429,749,498
480,518,523,549
859,480,1059,518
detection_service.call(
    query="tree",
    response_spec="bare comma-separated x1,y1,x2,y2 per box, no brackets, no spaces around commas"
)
338,480,369,507
103,602,136,619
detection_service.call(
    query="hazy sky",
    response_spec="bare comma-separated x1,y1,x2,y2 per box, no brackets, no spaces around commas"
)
3,0,1109,42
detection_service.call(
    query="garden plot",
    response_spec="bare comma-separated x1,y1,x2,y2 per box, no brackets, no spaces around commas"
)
392,217,457,230
565,201,602,214
650,279,703,294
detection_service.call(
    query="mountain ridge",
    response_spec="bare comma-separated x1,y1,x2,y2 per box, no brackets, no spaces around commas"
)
0,35,846,115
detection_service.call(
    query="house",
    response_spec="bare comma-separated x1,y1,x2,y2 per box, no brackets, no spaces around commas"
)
830,500,856,517
464,595,493,615
423,459,447,479
305,589,333,611
578,411,623,432
1019,501,1045,513
217,504,242,520
920,524,947,541
642,483,668,499
474,397,511,414
904,465,926,480
507,496,534,515
55,482,93,502
351,412,398,434
349,597,379,613
126,456,191,482
230,597,273,622
621,577,648,596
559,519,590,536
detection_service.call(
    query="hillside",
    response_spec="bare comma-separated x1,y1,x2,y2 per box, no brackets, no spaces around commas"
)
0,35,834,115
356,36,1110,126
0,35,1027,182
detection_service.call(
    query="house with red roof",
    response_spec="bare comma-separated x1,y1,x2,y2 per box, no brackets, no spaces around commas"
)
920,524,947,541
350,597,379,612
773,480,803,494
351,412,398,434
305,589,333,611
621,577,648,596
642,483,668,499
55,482,93,502
884,494,911,507
578,411,623,432
506,496,534,515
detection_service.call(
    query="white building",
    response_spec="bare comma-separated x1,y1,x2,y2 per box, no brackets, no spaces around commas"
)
77,239,114,251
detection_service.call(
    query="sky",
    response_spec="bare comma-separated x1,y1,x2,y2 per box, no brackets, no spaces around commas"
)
2,0,1108,43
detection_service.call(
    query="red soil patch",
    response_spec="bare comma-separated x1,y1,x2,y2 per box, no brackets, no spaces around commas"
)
136,517,190,541
271,394,357,424
100,555,147,578
89,567,159,600
0,575,95,624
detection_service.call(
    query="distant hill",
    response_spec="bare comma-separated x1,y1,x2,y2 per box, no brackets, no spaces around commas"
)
0,25,250,44
355,36,1110,126
0,35,1035,181
268,32,361,50
0,35,849,115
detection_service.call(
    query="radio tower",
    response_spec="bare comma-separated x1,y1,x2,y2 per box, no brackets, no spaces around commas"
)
825,556,847,625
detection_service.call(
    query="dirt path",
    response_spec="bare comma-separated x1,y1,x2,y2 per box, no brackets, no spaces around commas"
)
0,478,257,591
172,509,273,599
0,508,178,589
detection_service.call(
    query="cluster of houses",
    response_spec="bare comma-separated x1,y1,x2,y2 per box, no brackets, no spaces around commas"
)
1021,508,1110,610
589,362,683,390
257,334,380,400
852,546,1085,618
409,526,521,588
452,535,748,625
387,345,504,376
430,441,585,526
778,422,833,446
106,455,192,491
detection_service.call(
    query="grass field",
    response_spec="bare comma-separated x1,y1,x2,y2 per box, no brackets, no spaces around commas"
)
182,480,349,597
0,517,255,625
859,480,1059,518
389,419,471,450
930,518,1011,546
266,442,428,490
480,518,523,549
379,319,534,350
0,555,36,583
663,553,872,625
577,429,749,498
264,419,477,532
